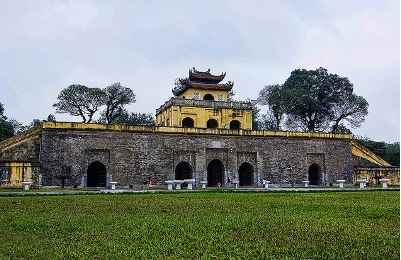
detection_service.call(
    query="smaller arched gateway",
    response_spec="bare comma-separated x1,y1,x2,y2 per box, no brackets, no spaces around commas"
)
182,117,194,128
207,119,218,129
87,161,107,187
308,163,322,185
239,162,254,186
175,162,192,180
230,120,241,130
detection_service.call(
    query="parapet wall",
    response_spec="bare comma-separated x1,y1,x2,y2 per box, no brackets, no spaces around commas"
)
41,121,353,140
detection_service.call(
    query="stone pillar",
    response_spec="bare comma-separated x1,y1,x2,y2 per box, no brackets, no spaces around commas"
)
336,180,345,188
22,181,31,190
174,180,184,189
200,181,208,189
357,179,367,189
379,179,389,189
184,179,195,190
109,181,117,190
165,180,174,190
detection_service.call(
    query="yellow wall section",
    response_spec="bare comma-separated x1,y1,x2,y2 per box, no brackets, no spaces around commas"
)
0,162,39,188
156,104,252,129
178,89,228,101
157,87,252,129
351,141,390,166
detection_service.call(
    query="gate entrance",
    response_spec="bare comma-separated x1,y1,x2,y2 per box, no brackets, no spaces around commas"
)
230,120,241,130
239,162,253,186
207,159,224,187
175,162,192,180
207,119,218,129
87,161,107,187
308,163,321,185
182,117,194,128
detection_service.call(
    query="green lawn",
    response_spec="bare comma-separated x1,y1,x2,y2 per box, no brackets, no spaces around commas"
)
0,190,399,259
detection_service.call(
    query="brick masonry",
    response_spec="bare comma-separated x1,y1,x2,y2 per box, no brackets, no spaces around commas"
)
16,127,352,187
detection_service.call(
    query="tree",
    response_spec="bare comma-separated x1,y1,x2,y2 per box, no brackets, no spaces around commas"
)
0,102,4,119
258,112,280,131
251,105,261,130
227,90,235,101
0,119,14,141
102,83,136,124
282,67,355,131
331,123,352,134
98,108,155,126
53,84,106,123
385,142,400,166
258,67,368,132
331,94,368,133
0,103,16,141
258,84,285,130
355,138,400,166
47,114,56,122
16,119,41,133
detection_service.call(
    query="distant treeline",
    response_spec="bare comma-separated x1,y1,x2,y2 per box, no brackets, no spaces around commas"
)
355,138,400,166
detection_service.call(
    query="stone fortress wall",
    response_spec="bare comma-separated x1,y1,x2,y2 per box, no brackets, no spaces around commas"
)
1,122,355,188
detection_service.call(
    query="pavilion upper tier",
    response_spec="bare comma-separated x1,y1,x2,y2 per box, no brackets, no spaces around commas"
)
172,67,233,96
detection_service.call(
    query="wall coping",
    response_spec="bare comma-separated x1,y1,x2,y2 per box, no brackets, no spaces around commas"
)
0,126,42,152
41,121,353,140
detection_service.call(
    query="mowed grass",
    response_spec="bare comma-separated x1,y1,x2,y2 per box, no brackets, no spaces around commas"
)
0,190,398,259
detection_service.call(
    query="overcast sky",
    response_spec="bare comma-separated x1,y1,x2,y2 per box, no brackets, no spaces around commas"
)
0,0,399,143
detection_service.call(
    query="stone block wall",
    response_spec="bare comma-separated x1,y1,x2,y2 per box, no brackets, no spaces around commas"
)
38,128,354,187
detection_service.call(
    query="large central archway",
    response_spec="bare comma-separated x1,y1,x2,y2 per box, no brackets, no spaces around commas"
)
87,161,107,187
175,162,192,180
207,159,224,187
239,162,253,186
308,163,321,185
230,120,241,130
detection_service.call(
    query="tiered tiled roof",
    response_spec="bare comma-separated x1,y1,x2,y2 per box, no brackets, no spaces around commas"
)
172,67,233,96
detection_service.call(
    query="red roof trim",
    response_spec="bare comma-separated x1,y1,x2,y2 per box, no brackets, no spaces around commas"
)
188,67,226,83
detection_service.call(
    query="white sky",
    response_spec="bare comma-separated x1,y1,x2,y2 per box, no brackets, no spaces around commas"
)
0,0,399,143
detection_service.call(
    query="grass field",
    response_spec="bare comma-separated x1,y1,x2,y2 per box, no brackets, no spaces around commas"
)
0,190,398,259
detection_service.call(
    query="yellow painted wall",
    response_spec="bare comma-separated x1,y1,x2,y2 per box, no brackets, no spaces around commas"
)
0,162,39,188
355,168,400,185
157,87,252,129
351,141,390,166
156,104,252,129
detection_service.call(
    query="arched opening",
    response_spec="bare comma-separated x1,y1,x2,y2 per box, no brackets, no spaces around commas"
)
175,162,192,180
87,161,107,187
182,117,194,128
207,159,224,187
308,163,321,185
203,94,214,100
239,162,253,186
230,120,241,130
207,119,218,129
